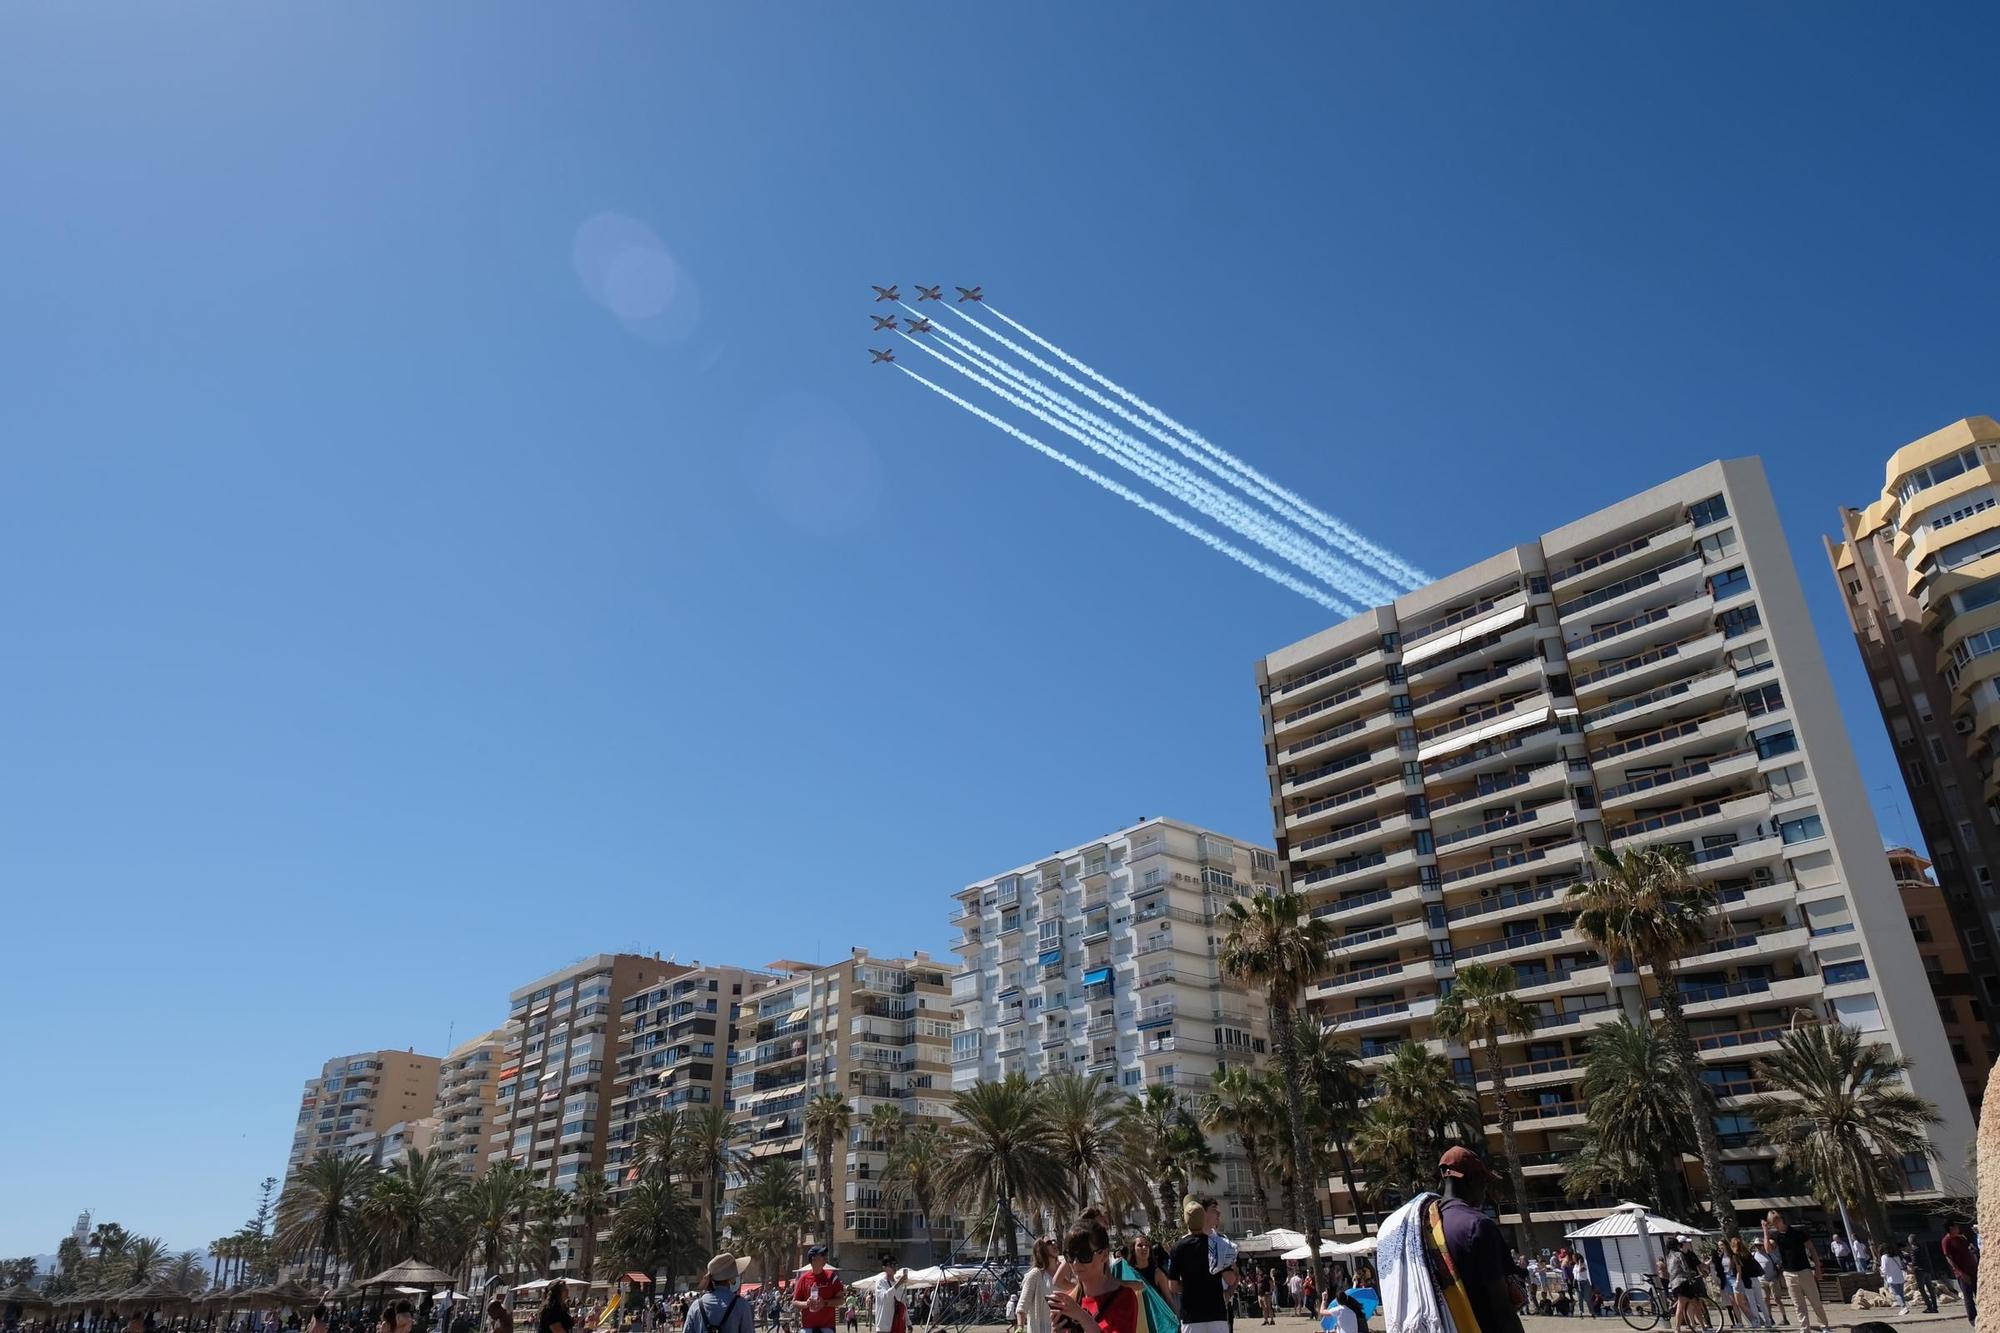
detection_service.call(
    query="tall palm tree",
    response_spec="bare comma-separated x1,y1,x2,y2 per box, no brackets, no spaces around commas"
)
363,1148,461,1264
462,1162,534,1287
1432,962,1537,1241
1201,1068,1280,1230
601,1175,697,1286
634,1110,689,1186
166,1251,208,1295
1291,1017,1370,1231
1576,1017,1701,1216
522,1188,570,1277
803,1093,853,1253
676,1104,743,1253
933,1075,1067,1262
866,1104,909,1152
883,1126,949,1263
1220,892,1335,1276
1133,1085,1215,1224
277,1153,379,1282
1567,843,1738,1240
1040,1071,1143,1213
1352,1041,1481,1203
89,1224,128,1266
734,1157,813,1282
568,1171,614,1281
1750,1023,1941,1242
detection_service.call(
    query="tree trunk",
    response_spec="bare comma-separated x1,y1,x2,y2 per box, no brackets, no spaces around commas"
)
1269,994,1324,1288
1331,1139,1370,1234
1001,1193,1021,1263
1244,1139,1275,1232
1482,1040,1535,1248
1655,986,1739,1241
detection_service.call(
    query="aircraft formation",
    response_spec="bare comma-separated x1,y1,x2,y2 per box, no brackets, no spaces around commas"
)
868,284,979,363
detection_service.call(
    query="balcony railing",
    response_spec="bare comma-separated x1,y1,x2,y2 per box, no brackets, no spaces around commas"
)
1599,752,1750,801
1435,807,1543,848
1445,884,1558,923
1324,960,1408,989
1330,1000,1411,1027
1608,796,1746,843
1419,694,1537,744
1693,1024,1788,1052
1284,746,1379,790
1574,638,1699,690
1297,849,1389,887
1413,660,1534,711
1550,521,1689,585
1440,841,1580,885
1290,780,1391,824
1294,817,1385,856
1425,722,1577,780
1556,554,1702,619
1659,976,1775,1007
1405,588,1519,645
1591,709,1733,762
1274,652,1365,698
1581,672,1718,727
1566,606,1673,655
1455,925,1566,961
1331,922,1405,951
1283,712,1374,758
1280,684,1367,728
1430,767,1536,813
1310,886,1397,920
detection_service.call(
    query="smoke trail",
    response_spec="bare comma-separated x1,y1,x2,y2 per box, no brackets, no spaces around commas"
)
979,304,1431,588
908,315,1398,608
920,302,1409,603
900,333,1369,606
895,365,1354,613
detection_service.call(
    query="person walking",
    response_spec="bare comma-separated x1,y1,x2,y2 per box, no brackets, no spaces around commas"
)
1663,1241,1704,1333
1018,1239,1059,1333
1375,1146,1525,1333
1941,1220,1977,1325
869,1256,907,1333
1762,1213,1828,1333
1571,1252,1594,1320
1827,1236,1849,1275
1725,1238,1771,1330
1904,1235,1940,1314
1876,1246,1908,1315
794,1250,841,1333
683,1255,755,1333
1166,1200,1232,1333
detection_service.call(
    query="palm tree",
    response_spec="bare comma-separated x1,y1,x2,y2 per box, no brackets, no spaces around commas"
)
634,1110,689,1185
1040,1071,1143,1214
734,1157,813,1281
933,1075,1067,1262
1352,1041,1481,1203
1576,1017,1702,1215
866,1104,909,1152
118,1237,171,1285
1432,962,1537,1241
884,1126,949,1263
1291,1017,1370,1231
677,1105,743,1253
803,1093,853,1254
569,1171,614,1282
1567,843,1738,1240
166,1251,208,1295
1200,1068,1280,1230
89,1224,128,1266
1220,891,1335,1275
521,1188,570,1277
462,1162,534,1286
1132,1085,1215,1224
277,1153,379,1281
363,1148,461,1264
601,1175,698,1285
1750,1023,1941,1242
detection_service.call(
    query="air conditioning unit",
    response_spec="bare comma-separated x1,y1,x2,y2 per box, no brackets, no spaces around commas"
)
1954,717,1975,735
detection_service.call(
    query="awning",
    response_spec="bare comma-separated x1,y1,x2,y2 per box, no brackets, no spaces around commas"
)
1082,967,1112,987
623,1274,652,1285
786,1007,810,1023
1038,949,1063,966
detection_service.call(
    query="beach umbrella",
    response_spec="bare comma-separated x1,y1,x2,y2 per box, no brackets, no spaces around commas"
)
1,1285,53,1310
357,1262,456,1290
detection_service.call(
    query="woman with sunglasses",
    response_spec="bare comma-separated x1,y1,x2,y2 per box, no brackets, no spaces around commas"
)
1049,1216,1138,1333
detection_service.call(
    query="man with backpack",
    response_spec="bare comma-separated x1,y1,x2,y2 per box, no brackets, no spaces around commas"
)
684,1255,755,1333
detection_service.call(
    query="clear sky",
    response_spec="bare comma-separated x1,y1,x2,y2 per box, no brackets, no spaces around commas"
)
2,3,1996,1258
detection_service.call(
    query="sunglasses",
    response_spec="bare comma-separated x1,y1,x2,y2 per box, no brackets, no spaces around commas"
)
1064,1246,1102,1264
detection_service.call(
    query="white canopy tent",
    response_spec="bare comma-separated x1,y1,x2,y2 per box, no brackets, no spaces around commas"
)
1279,1238,1378,1261
1237,1229,1308,1257
1565,1202,1710,1298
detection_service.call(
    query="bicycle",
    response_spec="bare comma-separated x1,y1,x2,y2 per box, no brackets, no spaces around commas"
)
1616,1275,1720,1333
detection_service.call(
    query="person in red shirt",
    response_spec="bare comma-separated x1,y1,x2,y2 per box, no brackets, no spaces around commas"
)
795,1247,845,1333
1940,1221,1977,1326
1050,1215,1137,1333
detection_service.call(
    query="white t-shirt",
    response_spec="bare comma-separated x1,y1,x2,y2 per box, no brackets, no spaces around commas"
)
872,1278,904,1333
1879,1255,1905,1284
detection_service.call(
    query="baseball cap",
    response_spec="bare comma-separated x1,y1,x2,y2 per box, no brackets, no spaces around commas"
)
807,1245,828,1258
1439,1145,1493,1181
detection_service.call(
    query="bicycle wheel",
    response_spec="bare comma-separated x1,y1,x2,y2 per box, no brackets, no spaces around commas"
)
1617,1290,1662,1332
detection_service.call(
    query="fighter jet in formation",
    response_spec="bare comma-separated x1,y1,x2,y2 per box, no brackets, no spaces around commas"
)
956,285,984,303
905,316,935,334
870,348,896,364
915,285,943,302
872,314,899,331
872,284,901,302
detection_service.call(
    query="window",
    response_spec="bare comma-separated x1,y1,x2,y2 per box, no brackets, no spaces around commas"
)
1765,763,1812,800
1752,725,1797,759
1780,814,1825,844
1901,1153,1936,1191
1688,494,1729,527
1938,523,2000,572
1957,579,2000,614
1822,960,1870,985
1698,529,1739,562
1909,915,1934,943
1709,566,1752,602
1914,691,1935,723
1720,604,1763,639
1741,682,1785,718
1929,737,1951,766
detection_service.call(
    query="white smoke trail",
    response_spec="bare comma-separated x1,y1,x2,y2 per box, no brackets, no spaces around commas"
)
895,365,1354,613
900,333,1369,604
907,314,1397,607
919,302,1409,603
978,304,1431,588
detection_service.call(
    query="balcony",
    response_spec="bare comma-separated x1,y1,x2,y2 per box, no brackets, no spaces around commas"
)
1607,791,1770,846
1476,1053,1582,1089
1589,708,1741,765
1326,999,1415,1033
1271,647,1383,705
1429,760,1568,814
1281,744,1397,798
1403,588,1528,657
1309,884,1420,921
1453,925,1569,963
1596,750,1757,809
1653,974,1821,1017
1312,958,1417,997
1445,883,1560,924
1550,520,1695,589
1273,678,1387,740
1433,802,1573,853
1573,632,1726,699
1410,656,1543,718
1327,918,1427,958
1281,710,1395,764
1556,554,1704,624
1580,669,1735,730
1439,839,1587,889
1286,778,1404,834
1692,1023,1789,1056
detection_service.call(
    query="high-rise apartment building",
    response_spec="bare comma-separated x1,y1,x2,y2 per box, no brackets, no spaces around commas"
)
726,950,958,1267
947,818,1278,1232
345,1117,437,1168
284,1049,442,1182
435,1029,504,1177
608,962,773,1219
1255,457,1974,1234
487,953,684,1276
1886,846,1997,1112
1825,415,2000,1039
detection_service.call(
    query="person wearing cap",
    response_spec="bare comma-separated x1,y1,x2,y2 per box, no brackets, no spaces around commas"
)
1433,1147,1524,1333
684,1256,756,1333
794,1248,843,1333
870,1255,908,1333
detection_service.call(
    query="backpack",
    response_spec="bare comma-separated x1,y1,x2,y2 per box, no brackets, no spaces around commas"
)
694,1297,738,1333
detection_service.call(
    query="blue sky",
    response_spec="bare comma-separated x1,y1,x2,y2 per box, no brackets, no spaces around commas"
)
3,3,1996,1257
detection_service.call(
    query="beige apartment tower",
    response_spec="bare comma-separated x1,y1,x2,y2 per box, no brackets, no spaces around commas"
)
1256,457,1974,1234
284,1048,441,1181
434,1029,504,1177
726,950,958,1267
1826,415,2000,1059
948,818,1277,1231
486,953,684,1277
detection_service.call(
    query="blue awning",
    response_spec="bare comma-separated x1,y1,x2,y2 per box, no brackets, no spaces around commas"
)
1039,949,1064,966
1082,967,1113,987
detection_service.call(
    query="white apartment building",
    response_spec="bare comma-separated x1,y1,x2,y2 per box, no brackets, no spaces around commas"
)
948,818,1278,1231
435,1029,504,1177
1255,457,1975,1232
